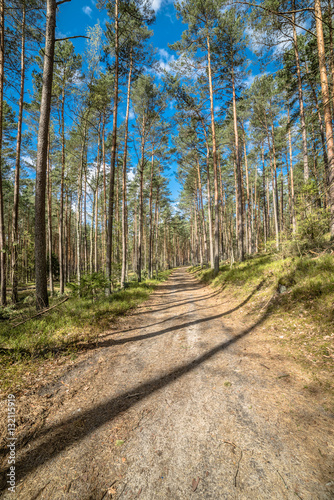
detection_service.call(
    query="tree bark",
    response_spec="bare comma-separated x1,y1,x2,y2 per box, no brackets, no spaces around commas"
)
154,179,160,275
304,62,329,182
35,0,58,310
47,141,54,296
196,153,208,264
121,54,132,287
84,164,88,272
0,0,6,306
148,145,154,279
242,125,252,254
231,62,244,261
137,115,146,282
76,121,87,286
94,122,101,273
292,5,309,182
314,0,334,238
266,115,279,249
11,4,26,304
287,107,296,233
59,82,66,294
206,34,220,274
106,0,119,292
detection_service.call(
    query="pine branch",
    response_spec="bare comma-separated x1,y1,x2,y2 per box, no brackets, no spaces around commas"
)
55,36,90,42
231,1,316,38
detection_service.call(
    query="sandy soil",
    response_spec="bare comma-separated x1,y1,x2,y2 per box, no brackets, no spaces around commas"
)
0,268,333,499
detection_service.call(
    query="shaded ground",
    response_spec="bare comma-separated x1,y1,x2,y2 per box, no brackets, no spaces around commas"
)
0,268,333,499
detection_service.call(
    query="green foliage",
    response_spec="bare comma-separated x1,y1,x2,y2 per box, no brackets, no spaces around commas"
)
296,207,330,243
295,182,330,243
68,272,109,299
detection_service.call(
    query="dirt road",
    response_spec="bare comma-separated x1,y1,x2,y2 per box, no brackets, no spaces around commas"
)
1,269,333,499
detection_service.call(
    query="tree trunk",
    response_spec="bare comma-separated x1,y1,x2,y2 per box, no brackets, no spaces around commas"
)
35,0,58,310
196,153,208,264
266,116,279,249
102,113,106,269
59,84,66,295
106,0,119,292
148,145,154,279
94,123,101,273
11,4,26,304
305,62,329,183
314,0,334,238
47,141,54,296
137,115,146,282
84,164,88,272
242,126,252,254
292,6,309,182
207,34,219,274
199,119,214,267
121,54,132,287
76,122,86,286
327,0,334,116
254,166,258,252
64,190,68,283
0,0,6,306
154,182,160,275
133,198,137,274
231,62,244,261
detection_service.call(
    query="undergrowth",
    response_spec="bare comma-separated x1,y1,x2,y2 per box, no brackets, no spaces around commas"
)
0,270,172,394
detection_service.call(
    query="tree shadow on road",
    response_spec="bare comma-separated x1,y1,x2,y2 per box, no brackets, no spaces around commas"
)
95,280,264,345
0,281,267,491
131,288,223,317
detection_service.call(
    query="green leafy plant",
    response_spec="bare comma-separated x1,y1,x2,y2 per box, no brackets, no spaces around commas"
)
68,273,109,299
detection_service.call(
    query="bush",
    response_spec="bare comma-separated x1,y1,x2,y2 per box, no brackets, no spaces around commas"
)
293,181,330,249
296,207,329,242
68,273,109,299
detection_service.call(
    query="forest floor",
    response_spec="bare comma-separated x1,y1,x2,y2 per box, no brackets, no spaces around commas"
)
0,267,333,499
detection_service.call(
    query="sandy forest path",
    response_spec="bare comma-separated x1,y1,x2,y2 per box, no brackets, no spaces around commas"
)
1,268,334,499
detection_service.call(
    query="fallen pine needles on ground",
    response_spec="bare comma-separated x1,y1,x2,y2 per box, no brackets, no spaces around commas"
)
0,270,173,396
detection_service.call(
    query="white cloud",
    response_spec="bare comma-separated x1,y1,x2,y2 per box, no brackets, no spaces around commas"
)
22,155,35,169
150,0,174,12
155,48,177,74
158,48,169,59
128,169,136,182
73,70,83,85
151,0,163,11
83,6,92,17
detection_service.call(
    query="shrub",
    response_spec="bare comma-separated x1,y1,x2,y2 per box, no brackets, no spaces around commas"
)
68,273,109,299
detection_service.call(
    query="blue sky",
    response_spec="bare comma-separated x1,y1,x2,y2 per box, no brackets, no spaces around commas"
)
55,0,188,202
56,1,184,53
54,1,276,202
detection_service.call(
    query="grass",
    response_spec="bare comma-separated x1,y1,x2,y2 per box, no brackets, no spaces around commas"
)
189,253,334,378
0,269,173,395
